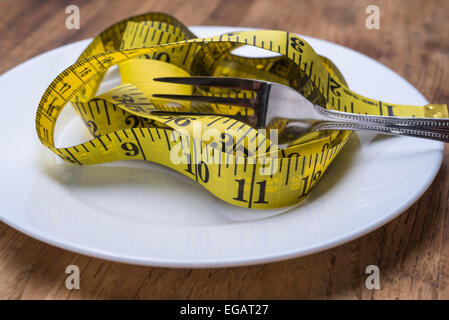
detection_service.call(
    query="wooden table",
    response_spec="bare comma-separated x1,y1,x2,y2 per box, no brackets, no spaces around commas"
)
0,0,448,300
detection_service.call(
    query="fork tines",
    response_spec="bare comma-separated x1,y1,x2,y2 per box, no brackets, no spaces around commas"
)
151,93,254,108
153,76,263,90
152,76,263,108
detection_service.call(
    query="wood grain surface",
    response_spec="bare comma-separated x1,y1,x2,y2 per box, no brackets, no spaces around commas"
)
0,0,448,300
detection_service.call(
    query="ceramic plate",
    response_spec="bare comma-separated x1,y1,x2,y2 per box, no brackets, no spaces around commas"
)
0,26,443,267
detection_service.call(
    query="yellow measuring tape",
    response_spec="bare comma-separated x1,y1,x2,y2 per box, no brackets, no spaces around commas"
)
35,12,448,209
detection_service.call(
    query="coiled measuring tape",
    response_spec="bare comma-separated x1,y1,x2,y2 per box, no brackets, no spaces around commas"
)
35,12,448,209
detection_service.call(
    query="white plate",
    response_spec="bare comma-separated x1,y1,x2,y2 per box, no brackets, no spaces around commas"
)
0,26,443,268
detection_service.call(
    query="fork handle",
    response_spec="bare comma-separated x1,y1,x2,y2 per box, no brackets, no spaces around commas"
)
313,121,449,143
315,107,449,131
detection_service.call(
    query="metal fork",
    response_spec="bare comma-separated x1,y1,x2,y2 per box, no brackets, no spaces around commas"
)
152,76,449,143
